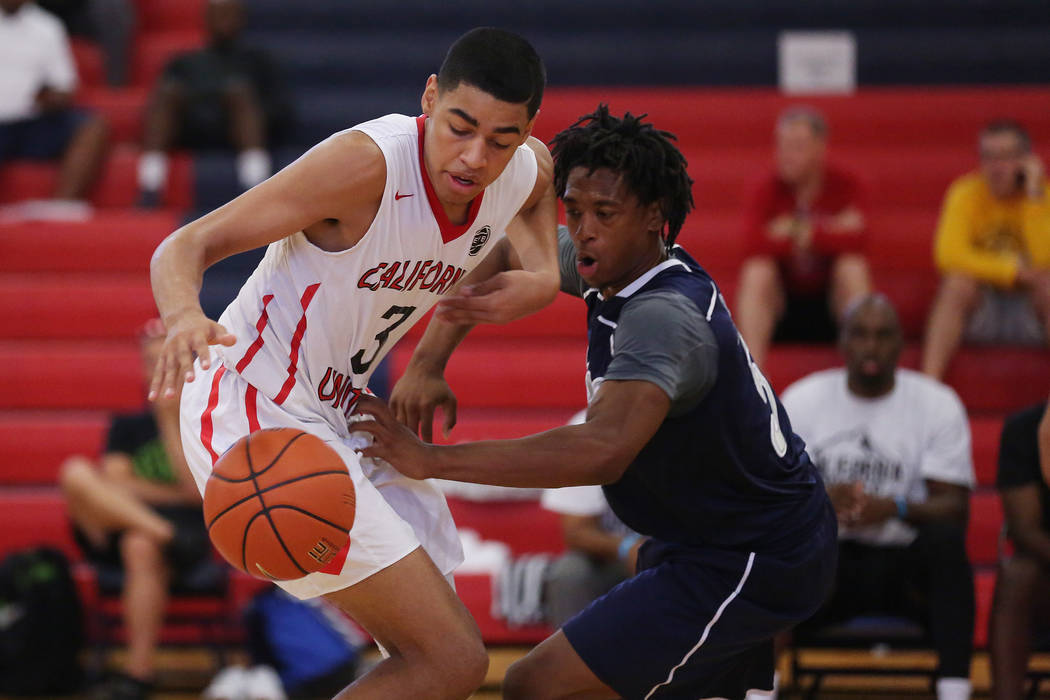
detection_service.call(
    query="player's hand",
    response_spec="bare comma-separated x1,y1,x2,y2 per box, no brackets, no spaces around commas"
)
1021,154,1046,199
149,311,236,401
827,481,864,523
389,364,457,443
353,394,436,480
847,494,896,528
435,270,553,325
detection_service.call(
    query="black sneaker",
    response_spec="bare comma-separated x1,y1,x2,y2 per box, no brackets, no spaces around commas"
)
96,671,154,700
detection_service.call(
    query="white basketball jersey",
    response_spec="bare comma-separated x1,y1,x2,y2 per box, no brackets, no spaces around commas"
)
216,114,538,433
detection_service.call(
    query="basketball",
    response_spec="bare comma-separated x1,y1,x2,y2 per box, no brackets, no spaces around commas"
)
203,428,356,581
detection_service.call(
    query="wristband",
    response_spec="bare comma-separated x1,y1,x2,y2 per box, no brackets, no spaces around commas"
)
895,496,909,520
618,533,642,561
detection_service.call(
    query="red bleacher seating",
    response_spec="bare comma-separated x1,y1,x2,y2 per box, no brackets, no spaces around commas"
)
135,0,206,36
0,341,143,411
0,273,154,339
0,488,79,560
0,146,192,209
971,416,1005,488
0,411,107,484
71,38,105,89
967,490,1004,568
973,569,996,649
447,497,565,557
453,573,552,645
78,87,150,146
0,210,178,272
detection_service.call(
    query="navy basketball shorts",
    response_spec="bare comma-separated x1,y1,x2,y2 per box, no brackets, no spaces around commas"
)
563,534,837,699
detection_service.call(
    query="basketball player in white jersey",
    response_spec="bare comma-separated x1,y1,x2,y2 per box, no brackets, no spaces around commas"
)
148,28,556,699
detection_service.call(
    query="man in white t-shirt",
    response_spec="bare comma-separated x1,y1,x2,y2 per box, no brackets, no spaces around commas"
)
781,294,976,700
540,414,642,628
0,0,108,213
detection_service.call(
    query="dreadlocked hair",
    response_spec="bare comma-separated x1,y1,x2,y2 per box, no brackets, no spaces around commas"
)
549,104,694,249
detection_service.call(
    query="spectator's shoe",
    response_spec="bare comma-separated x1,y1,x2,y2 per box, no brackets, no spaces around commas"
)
245,665,287,700
94,671,153,700
203,665,250,700
137,189,162,209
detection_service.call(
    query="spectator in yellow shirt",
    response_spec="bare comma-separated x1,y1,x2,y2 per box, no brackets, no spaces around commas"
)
922,120,1050,379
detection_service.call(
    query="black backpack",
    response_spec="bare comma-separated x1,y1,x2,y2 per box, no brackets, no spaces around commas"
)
0,547,84,695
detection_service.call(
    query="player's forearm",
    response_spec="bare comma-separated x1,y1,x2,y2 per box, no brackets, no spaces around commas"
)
150,228,210,326
426,424,628,488
900,492,968,526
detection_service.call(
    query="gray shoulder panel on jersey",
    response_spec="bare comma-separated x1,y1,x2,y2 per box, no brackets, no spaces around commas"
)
604,289,719,416
557,225,587,297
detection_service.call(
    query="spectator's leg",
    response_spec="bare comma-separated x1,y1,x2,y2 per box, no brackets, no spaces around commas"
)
138,82,185,203
86,0,135,86
921,273,980,379
224,82,271,190
829,253,872,320
907,522,975,697
1026,270,1050,344
54,112,108,201
544,552,625,629
990,554,1050,700
735,256,785,368
120,530,170,682
59,457,174,544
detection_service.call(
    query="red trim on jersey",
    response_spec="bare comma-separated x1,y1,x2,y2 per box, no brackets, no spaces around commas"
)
320,541,350,575
200,365,227,466
236,294,274,373
415,115,485,244
273,283,321,405
244,385,260,433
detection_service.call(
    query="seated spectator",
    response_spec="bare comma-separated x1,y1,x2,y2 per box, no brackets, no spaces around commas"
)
0,0,108,218
735,106,871,368
922,120,1050,379
781,294,975,700
60,320,208,700
137,0,292,207
540,481,640,628
37,0,134,86
990,398,1050,700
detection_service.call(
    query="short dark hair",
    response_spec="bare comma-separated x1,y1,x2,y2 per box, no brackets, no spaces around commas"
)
777,106,828,140
980,119,1031,152
550,104,695,248
437,27,545,119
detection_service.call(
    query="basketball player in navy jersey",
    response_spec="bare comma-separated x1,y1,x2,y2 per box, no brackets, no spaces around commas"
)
356,106,838,699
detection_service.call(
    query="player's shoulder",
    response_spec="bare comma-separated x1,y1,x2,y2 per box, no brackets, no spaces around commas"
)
347,113,418,144
622,286,705,327
782,368,845,406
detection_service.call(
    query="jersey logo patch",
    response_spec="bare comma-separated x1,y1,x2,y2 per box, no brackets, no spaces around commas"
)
469,225,491,256
395,191,414,200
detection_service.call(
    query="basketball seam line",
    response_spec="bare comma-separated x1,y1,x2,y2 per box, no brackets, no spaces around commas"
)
244,432,310,577
256,504,354,534
216,430,310,482
206,469,352,530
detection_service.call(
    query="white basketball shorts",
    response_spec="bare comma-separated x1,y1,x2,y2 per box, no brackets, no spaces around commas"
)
179,358,464,599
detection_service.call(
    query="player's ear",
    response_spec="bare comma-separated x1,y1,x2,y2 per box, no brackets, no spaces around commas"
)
421,74,439,117
645,200,665,235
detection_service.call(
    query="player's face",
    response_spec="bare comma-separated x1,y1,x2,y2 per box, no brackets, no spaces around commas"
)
776,120,825,185
421,76,534,207
562,167,665,297
840,303,902,390
980,131,1027,199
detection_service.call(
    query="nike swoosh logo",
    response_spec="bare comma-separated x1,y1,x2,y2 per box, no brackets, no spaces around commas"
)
395,191,414,200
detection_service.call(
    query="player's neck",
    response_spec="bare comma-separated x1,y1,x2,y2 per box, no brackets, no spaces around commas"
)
601,245,669,298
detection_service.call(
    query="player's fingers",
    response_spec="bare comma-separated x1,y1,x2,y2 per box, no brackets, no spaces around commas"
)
191,336,212,372
211,323,237,347
462,274,506,297
420,404,435,444
148,354,167,401
158,349,181,399
435,305,496,325
442,397,457,438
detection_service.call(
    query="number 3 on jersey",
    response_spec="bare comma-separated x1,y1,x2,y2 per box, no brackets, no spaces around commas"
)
737,333,788,457
351,305,416,374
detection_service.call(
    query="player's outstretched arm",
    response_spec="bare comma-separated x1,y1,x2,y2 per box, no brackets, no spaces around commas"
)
358,378,670,488
149,131,386,400
435,137,559,326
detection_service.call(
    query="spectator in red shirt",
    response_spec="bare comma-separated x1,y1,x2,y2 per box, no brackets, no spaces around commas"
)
735,107,872,367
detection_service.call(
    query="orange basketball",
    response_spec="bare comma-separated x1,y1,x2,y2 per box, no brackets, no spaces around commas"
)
203,428,355,580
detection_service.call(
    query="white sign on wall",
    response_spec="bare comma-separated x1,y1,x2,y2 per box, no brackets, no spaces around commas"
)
778,31,857,94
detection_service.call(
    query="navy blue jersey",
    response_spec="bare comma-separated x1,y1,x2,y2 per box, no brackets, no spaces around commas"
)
584,246,829,556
